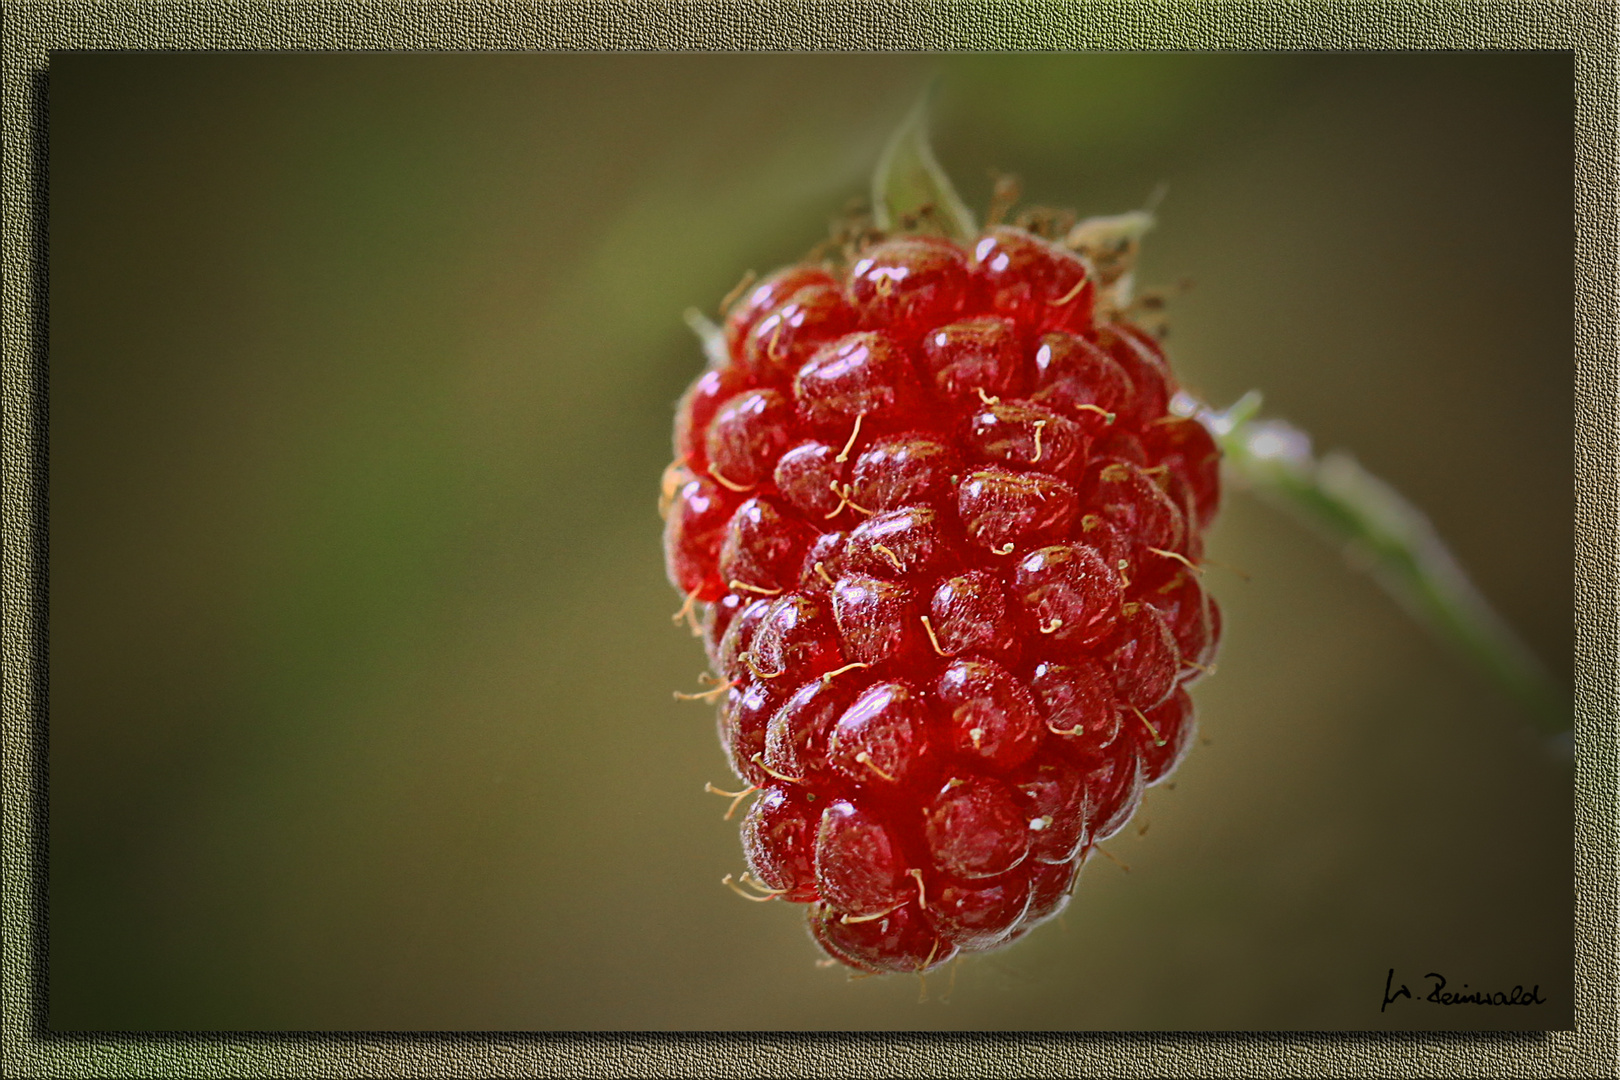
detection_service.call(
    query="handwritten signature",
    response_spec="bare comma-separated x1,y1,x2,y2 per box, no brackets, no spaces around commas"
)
1382,969,1546,1012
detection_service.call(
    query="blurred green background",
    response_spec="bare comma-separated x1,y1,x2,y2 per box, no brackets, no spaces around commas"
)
50,53,1572,1030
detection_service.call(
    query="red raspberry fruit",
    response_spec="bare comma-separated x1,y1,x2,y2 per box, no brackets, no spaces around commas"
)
664,209,1220,976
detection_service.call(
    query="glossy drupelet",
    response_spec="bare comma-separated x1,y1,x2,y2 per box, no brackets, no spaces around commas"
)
663,224,1221,975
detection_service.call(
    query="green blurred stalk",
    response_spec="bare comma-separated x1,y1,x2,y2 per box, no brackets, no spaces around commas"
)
1194,392,1572,737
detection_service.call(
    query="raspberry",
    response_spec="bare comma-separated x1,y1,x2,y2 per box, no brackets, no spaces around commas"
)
663,197,1221,975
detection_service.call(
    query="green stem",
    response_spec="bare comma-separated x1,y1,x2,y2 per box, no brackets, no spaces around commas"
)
1193,392,1571,736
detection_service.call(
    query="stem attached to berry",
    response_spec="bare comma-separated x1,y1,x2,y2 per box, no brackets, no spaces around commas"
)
1192,391,1572,740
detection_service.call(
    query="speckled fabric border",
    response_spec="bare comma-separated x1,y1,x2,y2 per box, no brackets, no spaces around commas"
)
3,3,1615,1076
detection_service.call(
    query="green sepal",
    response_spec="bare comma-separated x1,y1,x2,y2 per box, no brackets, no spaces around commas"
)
871,94,977,243
683,307,729,371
